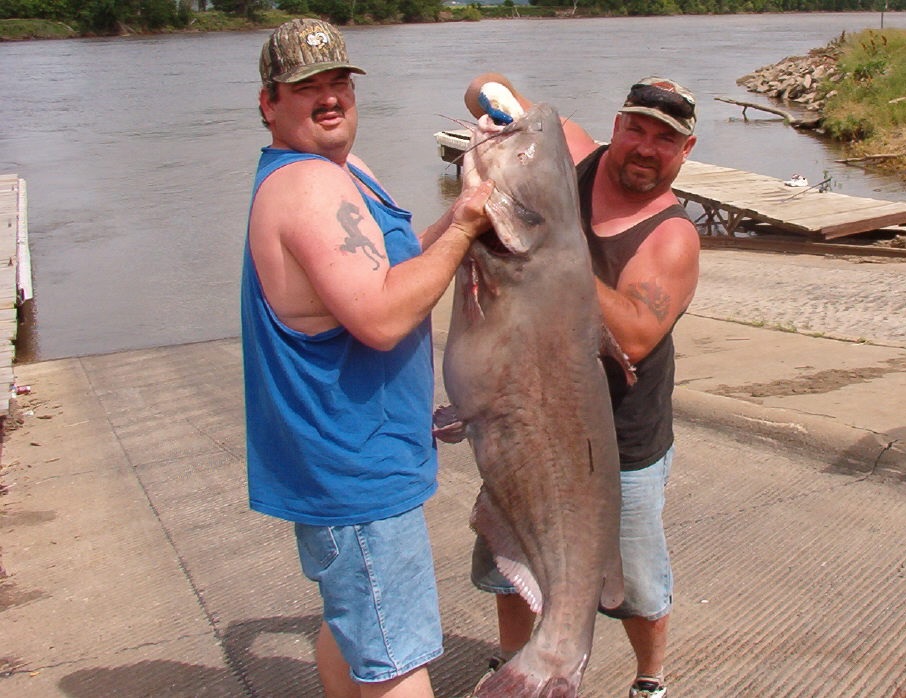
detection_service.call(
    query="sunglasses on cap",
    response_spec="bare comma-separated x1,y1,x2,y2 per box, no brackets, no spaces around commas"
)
625,83,695,121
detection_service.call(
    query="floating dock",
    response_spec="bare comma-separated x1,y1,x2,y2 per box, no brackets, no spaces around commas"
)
0,173,33,418
673,159,906,240
434,130,906,241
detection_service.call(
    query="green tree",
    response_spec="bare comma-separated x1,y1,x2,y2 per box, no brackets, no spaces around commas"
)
398,0,441,20
306,0,351,23
210,0,265,19
276,0,310,13
77,0,120,32
0,0,71,20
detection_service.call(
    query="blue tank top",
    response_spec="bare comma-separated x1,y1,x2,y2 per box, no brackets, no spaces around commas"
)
241,147,437,525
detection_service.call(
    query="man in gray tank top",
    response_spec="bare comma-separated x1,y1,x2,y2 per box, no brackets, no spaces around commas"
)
464,74,700,698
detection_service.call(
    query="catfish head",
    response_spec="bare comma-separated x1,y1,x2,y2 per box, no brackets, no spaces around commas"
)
459,103,587,321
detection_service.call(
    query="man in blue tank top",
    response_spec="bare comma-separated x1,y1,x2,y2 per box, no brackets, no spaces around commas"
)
242,18,493,698
462,75,700,698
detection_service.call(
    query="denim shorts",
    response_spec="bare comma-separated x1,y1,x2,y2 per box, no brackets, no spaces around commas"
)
294,506,443,683
471,446,674,622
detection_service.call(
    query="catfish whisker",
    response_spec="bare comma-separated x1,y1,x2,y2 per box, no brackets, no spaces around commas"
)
435,113,512,168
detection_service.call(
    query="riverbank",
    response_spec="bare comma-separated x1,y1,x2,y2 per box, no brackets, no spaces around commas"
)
0,7,578,41
738,28,906,177
0,11,291,41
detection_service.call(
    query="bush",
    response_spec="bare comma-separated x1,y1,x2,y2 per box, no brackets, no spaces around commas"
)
822,29,906,146
0,17,78,38
276,0,310,13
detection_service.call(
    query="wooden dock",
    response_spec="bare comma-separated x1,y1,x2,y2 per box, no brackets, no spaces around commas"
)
0,173,33,418
673,160,906,240
434,129,906,241
435,129,471,176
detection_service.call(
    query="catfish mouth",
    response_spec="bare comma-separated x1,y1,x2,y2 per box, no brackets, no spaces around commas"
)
477,226,513,256
465,108,549,258
473,187,543,258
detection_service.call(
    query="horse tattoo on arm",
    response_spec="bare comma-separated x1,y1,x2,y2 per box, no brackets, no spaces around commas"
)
337,200,386,271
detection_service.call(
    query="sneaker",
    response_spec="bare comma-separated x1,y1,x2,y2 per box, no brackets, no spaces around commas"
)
467,655,507,697
629,676,667,698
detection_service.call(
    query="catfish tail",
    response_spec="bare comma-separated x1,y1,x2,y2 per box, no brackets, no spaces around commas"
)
474,661,580,698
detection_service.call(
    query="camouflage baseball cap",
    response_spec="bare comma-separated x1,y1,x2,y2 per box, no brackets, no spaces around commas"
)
260,18,366,85
620,76,696,135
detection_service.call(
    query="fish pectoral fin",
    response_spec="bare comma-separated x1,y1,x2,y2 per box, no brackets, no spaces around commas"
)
599,322,637,387
432,404,466,444
472,489,544,615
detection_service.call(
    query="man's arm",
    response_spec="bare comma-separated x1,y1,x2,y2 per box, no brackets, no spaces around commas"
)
595,218,700,363
249,157,491,352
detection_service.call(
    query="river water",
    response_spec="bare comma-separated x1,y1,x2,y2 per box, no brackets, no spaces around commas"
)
1,12,904,360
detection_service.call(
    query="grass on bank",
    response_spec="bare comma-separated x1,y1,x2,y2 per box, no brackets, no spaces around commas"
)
187,9,294,32
0,7,564,37
0,11,297,40
821,28,906,174
0,18,78,40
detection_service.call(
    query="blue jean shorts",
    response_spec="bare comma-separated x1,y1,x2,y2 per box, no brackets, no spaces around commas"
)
471,446,674,622
294,506,443,683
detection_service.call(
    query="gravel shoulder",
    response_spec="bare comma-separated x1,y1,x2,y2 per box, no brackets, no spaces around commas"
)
692,248,906,348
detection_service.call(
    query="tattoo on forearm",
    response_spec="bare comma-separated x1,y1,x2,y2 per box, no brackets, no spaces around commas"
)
627,281,670,323
336,200,385,271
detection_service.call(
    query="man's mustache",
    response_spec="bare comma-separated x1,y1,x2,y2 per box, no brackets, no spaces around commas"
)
627,154,659,169
313,106,344,119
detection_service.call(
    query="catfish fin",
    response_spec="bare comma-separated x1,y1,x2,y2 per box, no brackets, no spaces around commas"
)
599,322,637,386
471,486,543,614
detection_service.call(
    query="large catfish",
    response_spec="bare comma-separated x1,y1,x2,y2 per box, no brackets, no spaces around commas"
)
438,104,624,697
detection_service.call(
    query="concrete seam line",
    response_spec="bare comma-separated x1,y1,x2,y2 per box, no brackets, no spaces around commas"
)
673,387,906,480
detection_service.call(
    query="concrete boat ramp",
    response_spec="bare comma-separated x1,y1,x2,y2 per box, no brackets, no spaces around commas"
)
2,309,906,696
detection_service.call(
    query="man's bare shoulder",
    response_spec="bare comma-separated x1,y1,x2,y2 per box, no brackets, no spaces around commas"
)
657,206,700,242
257,156,356,208
640,211,700,260
346,152,376,178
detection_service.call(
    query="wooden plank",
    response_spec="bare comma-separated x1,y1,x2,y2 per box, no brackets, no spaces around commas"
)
17,178,32,302
700,234,906,258
0,173,24,416
822,214,906,239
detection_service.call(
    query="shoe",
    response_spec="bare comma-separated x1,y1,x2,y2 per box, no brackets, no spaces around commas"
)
467,655,506,697
629,675,667,697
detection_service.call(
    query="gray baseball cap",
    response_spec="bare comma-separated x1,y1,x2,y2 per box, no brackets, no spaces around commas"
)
260,18,366,84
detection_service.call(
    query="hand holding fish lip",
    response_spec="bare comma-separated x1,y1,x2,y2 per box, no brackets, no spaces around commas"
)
450,178,496,242
478,113,508,133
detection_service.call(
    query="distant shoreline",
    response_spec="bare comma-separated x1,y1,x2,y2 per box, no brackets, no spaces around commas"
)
2,11,573,42
3,10,902,42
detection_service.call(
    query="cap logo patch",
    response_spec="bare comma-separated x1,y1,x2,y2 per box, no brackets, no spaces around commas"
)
305,31,330,48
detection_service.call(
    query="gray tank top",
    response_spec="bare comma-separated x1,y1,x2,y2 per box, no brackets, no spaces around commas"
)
576,145,692,470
